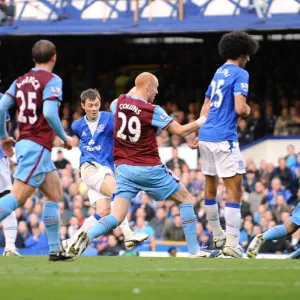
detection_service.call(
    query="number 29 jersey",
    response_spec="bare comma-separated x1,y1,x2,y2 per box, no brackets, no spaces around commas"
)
112,94,173,167
199,63,249,142
5,68,62,150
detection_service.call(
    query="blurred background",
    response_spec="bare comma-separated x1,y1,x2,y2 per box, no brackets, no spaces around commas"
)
0,0,300,257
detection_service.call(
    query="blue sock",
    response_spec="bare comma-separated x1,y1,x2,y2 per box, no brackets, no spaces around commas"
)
0,194,18,221
179,203,199,255
88,214,119,243
290,247,300,259
42,201,60,252
263,225,287,241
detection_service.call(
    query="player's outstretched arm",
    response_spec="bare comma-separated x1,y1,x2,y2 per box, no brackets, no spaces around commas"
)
200,98,211,117
43,100,72,149
167,116,206,138
235,94,251,118
0,94,15,139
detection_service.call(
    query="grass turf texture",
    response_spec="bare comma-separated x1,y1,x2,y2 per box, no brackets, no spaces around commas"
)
0,257,299,300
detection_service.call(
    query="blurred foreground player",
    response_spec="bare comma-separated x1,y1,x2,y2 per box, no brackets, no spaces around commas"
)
0,93,21,256
63,89,147,253
70,72,221,258
190,31,259,258
247,203,300,259
0,40,73,261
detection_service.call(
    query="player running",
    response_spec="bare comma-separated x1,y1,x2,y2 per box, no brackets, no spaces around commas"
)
247,203,300,259
0,93,21,256
190,31,259,258
62,88,148,253
70,72,221,258
0,40,73,261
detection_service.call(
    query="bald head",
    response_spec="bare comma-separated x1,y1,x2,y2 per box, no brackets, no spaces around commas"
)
32,40,56,64
134,72,158,103
135,72,158,88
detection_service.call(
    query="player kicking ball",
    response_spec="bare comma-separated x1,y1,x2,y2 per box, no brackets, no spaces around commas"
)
69,72,221,258
247,203,300,259
62,89,148,254
190,31,259,258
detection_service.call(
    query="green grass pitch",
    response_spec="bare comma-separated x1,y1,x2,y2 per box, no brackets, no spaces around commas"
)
0,256,299,300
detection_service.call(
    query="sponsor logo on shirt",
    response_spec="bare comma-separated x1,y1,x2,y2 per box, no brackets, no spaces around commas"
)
83,145,101,152
160,113,169,121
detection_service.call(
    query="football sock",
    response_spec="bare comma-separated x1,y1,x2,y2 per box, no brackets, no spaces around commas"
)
3,211,17,250
204,198,224,237
0,194,18,222
179,203,199,255
88,214,119,243
119,216,133,240
290,247,300,259
225,202,241,247
263,225,287,241
42,201,60,252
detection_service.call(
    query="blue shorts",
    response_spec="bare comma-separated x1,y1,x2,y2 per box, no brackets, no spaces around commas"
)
290,202,300,226
115,164,181,201
13,139,56,188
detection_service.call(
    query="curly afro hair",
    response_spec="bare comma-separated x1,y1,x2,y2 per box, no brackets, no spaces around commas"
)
218,31,259,60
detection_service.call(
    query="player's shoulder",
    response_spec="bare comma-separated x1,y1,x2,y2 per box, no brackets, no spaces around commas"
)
229,64,249,77
101,111,113,118
72,116,85,130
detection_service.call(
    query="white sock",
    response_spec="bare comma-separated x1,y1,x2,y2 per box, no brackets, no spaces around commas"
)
224,203,241,247
119,217,133,240
204,199,224,237
110,200,133,240
70,213,99,243
2,211,17,250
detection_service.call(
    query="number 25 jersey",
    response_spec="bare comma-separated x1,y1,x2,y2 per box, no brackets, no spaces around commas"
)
112,94,173,167
5,68,62,150
199,63,249,142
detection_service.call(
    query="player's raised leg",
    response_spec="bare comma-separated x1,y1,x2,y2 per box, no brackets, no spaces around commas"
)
167,184,221,258
222,174,243,258
39,170,73,261
247,204,300,258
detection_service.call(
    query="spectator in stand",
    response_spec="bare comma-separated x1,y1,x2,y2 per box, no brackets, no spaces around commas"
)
291,154,300,181
265,177,286,208
265,105,276,134
285,145,297,168
133,216,155,243
237,119,252,146
240,220,254,251
248,109,266,139
24,225,48,249
271,194,288,223
162,215,185,241
98,235,121,256
165,147,189,173
54,150,71,170
149,207,169,238
247,181,266,215
132,192,155,222
270,157,294,192
274,107,291,136
243,170,257,193
287,106,300,135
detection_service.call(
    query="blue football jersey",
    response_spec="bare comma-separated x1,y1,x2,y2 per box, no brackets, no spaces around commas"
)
199,63,249,142
0,93,11,159
72,112,115,171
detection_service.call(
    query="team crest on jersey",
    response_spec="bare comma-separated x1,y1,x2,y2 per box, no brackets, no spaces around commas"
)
160,113,169,121
81,131,87,137
97,124,105,133
51,86,61,97
88,139,95,146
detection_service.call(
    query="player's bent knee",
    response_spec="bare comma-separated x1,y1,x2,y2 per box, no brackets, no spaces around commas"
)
284,220,299,235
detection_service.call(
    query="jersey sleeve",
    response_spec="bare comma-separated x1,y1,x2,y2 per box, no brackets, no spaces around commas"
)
205,83,212,99
234,71,249,97
110,99,117,114
151,106,173,130
71,121,79,138
43,76,63,101
5,80,16,99
6,112,10,122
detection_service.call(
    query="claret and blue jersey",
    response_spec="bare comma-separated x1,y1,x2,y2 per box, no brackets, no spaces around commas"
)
199,63,249,142
71,112,115,172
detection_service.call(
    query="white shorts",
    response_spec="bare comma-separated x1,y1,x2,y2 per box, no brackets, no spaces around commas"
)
0,157,12,193
80,162,114,205
199,141,246,178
